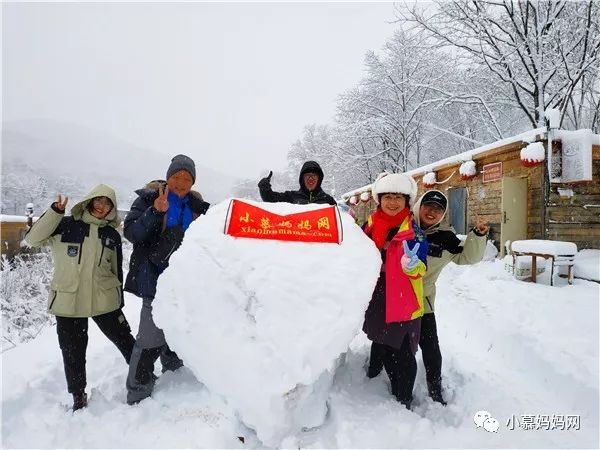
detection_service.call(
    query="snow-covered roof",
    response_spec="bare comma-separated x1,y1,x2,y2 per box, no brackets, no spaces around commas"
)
340,127,600,200
341,127,548,199
554,128,600,146
405,126,547,177
0,215,36,223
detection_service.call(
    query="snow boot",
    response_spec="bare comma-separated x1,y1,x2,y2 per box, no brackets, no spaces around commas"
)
160,345,184,373
366,343,385,378
126,380,154,405
427,381,447,406
72,392,88,411
366,363,383,379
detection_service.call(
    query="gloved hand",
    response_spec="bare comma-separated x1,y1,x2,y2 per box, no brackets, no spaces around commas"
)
401,241,421,272
258,171,273,189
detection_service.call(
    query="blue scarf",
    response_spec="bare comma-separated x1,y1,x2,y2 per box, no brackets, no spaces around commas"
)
166,191,193,231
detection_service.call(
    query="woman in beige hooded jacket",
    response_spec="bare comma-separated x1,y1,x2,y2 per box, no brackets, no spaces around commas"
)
26,184,135,411
413,190,488,404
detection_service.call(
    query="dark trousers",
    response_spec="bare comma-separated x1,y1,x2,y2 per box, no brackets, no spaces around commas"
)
418,313,443,391
56,309,135,394
370,338,417,404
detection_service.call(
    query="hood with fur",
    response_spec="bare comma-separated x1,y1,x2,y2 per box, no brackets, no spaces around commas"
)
136,180,205,202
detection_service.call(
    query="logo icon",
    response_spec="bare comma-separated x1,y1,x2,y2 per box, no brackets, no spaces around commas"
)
484,417,500,433
474,411,499,433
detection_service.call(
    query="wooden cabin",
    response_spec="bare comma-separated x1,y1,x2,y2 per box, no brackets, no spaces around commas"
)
342,127,600,256
0,215,35,260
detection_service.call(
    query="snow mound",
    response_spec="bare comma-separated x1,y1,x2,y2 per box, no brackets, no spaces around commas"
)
153,199,381,446
574,249,600,282
511,239,577,256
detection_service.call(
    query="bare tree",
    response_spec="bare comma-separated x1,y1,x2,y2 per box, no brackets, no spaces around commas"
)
400,0,600,129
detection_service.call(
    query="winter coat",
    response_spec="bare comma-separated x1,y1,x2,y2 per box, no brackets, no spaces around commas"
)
124,181,210,299
362,211,428,352
258,161,336,205
412,193,487,315
25,184,124,318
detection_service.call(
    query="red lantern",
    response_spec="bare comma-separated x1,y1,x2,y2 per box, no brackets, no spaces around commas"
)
422,171,437,188
459,161,477,181
520,143,545,167
521,159,544,168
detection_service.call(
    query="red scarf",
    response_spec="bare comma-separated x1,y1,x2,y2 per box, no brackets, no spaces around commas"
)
368,207,411,250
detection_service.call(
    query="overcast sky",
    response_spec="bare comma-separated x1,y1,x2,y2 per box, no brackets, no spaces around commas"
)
3,2,397,179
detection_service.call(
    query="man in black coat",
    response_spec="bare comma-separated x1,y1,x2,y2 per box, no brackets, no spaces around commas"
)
124,154,209,405
258,160,336,205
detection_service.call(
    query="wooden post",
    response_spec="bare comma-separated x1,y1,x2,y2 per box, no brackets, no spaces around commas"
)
541,147,548,240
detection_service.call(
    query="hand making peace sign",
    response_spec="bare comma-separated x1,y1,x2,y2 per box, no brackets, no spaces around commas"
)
153,185,170,213
401,241,421,271
54,194,69,212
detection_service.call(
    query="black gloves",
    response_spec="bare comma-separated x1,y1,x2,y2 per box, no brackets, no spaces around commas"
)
190,197,210,216
148,226,185,270
258,171,273,189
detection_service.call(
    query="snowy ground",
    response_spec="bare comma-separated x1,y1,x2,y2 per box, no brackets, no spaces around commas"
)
2,259,598,449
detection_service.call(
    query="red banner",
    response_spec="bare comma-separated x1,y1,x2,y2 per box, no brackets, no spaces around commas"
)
225,199,341,244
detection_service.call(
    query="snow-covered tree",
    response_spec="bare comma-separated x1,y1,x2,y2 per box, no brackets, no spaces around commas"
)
400,0,600,129
1,252,54,349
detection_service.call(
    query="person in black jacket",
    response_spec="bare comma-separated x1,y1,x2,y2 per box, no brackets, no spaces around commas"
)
124,155,209,405
258,160,336,205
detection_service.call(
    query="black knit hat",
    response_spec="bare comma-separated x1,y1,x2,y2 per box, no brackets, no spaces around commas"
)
166,154,196,183
421,190,447,210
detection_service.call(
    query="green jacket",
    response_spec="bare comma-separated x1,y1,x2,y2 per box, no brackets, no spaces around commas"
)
25,184,123,318
413,191,487,315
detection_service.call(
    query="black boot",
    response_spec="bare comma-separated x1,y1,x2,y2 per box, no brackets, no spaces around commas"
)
72,392,88,411
427,381,447,406
160,345,184,373
366,363,383,379
366,343,385,378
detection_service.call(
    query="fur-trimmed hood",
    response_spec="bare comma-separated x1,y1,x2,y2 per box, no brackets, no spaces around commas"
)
135,180,205,202
134,180,209,216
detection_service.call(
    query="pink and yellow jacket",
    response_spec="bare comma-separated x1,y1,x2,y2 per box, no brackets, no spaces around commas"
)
364,213,428,323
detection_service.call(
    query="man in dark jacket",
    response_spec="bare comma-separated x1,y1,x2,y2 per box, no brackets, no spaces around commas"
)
258,160,336,205
124,154,209,405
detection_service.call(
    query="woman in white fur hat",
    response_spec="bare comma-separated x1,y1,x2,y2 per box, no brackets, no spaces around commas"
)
362,172,428,409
